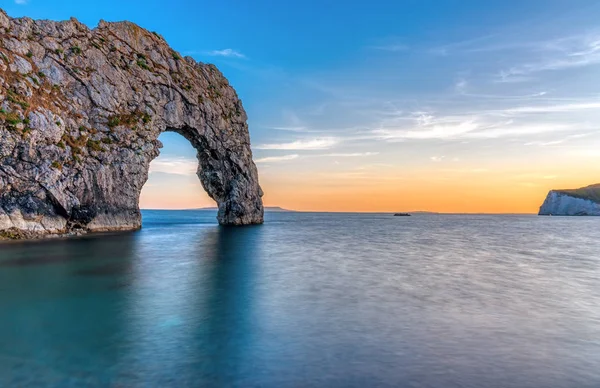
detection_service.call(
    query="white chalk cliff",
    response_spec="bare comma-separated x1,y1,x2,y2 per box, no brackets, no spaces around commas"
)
539,184,600,216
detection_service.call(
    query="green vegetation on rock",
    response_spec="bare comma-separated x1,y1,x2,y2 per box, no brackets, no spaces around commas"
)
555,184,600,204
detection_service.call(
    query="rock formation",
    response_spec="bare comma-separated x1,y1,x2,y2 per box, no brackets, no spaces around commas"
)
0,9,264,239
539,184,600,216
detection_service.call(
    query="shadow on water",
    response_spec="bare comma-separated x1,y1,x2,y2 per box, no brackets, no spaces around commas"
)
190,225,263,385
0,233,138,386
0,232,138,267
0,225,265,386
101,223,265,386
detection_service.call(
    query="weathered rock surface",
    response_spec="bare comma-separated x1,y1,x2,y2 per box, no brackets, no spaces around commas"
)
0,9,263,239
539,184,600,216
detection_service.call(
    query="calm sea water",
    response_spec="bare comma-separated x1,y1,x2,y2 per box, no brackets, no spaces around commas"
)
0,211,599,387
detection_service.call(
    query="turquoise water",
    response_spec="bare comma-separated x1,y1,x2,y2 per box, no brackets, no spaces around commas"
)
0,211,599,387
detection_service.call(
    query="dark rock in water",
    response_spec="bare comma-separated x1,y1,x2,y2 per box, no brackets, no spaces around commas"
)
0,9,264,239
539,184,600,216
394,213,411,217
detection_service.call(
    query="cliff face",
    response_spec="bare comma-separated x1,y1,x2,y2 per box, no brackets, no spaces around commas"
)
539,184,600,216
0,10,263,239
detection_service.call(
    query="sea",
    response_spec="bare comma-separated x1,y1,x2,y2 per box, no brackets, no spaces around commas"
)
0,210,599,387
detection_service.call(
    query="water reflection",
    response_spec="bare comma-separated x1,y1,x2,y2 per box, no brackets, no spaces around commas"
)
0,233,137,386
118,225,262,385
197,226,261,385
0,225,264,385
0,212,599,387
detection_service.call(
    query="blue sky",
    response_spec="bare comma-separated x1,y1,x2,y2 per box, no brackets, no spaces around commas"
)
5,0,600,211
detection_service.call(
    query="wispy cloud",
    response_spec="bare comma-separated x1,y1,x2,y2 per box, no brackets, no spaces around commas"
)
374,119,480,140
376,119,580,141
523,133,590,146
477,123,578,138
455,79,468,94
496,32,600,82
256,137,339,150
265,110,324,133
430,28,600,83
502,101,600,114
321,152,379,157
430,156,445,162
15,0,28,4
149,157,197,175
206,49,246,58
428,34,500,56
255,154,299,163
267,125,323,134
270,126,308,132
371,105,590,141
523,139,564,146
370,44,409,52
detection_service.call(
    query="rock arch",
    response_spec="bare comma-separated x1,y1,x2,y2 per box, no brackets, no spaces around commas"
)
0,10,263,239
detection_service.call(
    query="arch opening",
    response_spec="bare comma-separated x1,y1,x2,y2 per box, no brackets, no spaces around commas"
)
140,132,215,211
138,125,265,227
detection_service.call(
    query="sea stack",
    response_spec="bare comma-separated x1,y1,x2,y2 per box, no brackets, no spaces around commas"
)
539,184,600,216
0,10,264,239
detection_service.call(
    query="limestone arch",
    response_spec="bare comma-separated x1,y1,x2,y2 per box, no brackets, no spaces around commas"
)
155,125,264,226
0,12,264,239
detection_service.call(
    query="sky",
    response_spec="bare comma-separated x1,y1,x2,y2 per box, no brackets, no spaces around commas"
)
4,0,600,213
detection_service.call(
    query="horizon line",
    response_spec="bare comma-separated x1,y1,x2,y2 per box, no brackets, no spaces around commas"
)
140,208,538,215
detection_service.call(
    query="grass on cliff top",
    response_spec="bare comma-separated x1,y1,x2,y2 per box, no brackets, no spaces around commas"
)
555,184,600,203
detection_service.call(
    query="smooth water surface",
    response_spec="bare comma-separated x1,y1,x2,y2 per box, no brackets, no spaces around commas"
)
0,211,599,387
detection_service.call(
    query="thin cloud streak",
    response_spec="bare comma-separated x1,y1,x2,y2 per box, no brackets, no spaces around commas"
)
524,133,591,146
374,120,480,140
270,126,308,132
149,157,197,175
455,79,468,94
370,107,587,141
496,32,600,82
502,101,600,114
370,44,409,52
321,152,379,157
255,154,299,163
360,92,600,142
256,138,339,150
206,49,246,58
374,120,581,141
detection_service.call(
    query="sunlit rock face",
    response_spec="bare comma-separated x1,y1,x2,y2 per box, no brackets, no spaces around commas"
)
539,184,600,216
0,9,263,239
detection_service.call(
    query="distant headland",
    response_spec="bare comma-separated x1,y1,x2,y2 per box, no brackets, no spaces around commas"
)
539,184,600,216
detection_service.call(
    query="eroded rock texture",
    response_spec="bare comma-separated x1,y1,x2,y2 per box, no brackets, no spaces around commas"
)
0,10,263,239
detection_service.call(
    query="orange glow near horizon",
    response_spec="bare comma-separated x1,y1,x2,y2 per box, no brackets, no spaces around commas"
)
139,158,600,214
258,178,598,214
139,129,600,214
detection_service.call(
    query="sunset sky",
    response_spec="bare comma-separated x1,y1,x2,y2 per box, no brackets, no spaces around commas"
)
6,0,600,213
